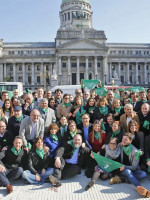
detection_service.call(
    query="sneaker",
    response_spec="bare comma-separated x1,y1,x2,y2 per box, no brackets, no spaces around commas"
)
85,180,95,191
49,175,61,187
110,175,122,185
136,186,150,198
6,184,13,194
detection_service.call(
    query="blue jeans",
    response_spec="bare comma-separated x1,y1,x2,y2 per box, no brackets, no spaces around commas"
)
121,169,147,187
0,167,23,186
22,168,54,185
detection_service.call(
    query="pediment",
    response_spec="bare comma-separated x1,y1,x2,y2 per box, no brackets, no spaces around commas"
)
58,39,106,50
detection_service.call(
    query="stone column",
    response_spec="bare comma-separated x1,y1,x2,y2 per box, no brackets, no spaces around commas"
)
126,63,130,84
50,63,52,84
22,63,26,84
4,63,6,80
0,62,3,81
109,62,112,82
41,63,44,85
102,57,107,82
144,63,147,84
76,57,80,85
31,63,35,85
94,56,98,79
85,57,89,79
13,63,16,82
135,63,139,84
58,57,62,85
118,62,121,80
68,56,71,84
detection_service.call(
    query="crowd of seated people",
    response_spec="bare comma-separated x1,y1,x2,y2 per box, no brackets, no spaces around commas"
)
0,86,150,198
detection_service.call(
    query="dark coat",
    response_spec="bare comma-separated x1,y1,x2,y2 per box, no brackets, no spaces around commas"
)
132,131,144,152
145,135,150,160
93,106,111,122
0,130,12,151
106,129,124,144
138,110,150,137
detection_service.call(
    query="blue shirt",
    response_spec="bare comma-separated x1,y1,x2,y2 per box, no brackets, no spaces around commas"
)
65,149,79,164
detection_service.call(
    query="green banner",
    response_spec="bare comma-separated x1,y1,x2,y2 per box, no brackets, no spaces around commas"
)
93,152,123,172
94,87,107,97
82,79,99,90
114,92,120,99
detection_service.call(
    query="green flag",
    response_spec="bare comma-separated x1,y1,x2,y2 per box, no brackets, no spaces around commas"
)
0,86,5,92
8,91,13,99
93,152,123,173
82,79,99,90
94,87,107,97
114,93,120,99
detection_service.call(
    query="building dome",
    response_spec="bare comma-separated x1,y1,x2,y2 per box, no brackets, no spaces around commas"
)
62,0,90,4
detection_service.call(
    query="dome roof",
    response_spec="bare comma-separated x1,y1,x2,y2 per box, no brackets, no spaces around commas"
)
62,0,90,4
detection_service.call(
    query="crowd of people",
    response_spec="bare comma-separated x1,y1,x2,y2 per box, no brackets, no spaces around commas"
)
0,86,150,197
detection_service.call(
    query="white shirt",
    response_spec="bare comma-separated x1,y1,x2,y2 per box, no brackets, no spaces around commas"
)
29,121,37,140
126,117,132,126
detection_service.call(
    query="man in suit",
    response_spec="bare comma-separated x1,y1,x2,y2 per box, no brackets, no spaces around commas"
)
19,109,44,151
22,93,35,116
120,104,140,132
38,98,56,131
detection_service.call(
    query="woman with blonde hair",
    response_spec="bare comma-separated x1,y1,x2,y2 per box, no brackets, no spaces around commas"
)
112,99,124,121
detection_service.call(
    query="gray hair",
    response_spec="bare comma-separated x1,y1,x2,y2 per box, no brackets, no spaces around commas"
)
40,98,48,103
124,104,133,109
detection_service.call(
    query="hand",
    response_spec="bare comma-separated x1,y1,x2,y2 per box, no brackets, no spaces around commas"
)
0,164,6,172
97,151,100,155
41,169,46,175
147,161,150,167
55,157,61,168
120,165,125,171
1,147,7,151
82,143,85,148
99,119,103,123
101,130,106,134
24,103,29,109
67,112,72,117
101,144,106,149
114,113,119,116
24,147,29,152
44,146,49,153
35,173,41,182
90,152,94,159
74,107,80,114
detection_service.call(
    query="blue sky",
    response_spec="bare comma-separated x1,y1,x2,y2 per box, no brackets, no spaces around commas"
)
0,0,150,43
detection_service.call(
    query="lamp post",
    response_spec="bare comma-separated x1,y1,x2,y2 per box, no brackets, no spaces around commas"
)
40,66,50,91
111,78,114,91
104,74,107,85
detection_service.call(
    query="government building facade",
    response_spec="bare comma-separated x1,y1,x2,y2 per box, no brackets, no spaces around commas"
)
0,0,150,90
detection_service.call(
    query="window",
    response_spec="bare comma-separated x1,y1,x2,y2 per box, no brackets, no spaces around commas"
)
80,63,85,67
68,12,70,20
36,51,41,55
18,51,23,55
138,65,140,70
147,65,149,70
62,63,66,68
97,63,100,68
118,51,121,55
28,76,31,83
27,51,32,55
112,65,115,70
18,76,22,81
10,66,13,71
37,65,41,70
28,66,31,70
46,78,49,83
71,63,77,68
130,76,132,83
88,63,92,68
121,65,124,70
8,51,14,55
129,65,132,70
37,76,40,83
46,65,49,70
19,66,22,71
121,76,124,83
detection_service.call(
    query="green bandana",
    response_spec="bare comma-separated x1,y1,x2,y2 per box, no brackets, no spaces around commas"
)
75,106,86,125
135,150,143,160
114,106,123,114
61,125,67,137
146,158,150,173
11,146,21,156
68,140,79,153
112,129,120,138
94,131,99,140
50,133,58,141
0,116,1,120
142,100,147,103
24,142,32,149
123,144,132,156
88,106,95,113
5,109,10,112
143,120,150,130
101,122,106,131
70,131,76,138
40,107,48,113
16,114,24,122
99,106,108,115
63,102,71,108
36,148,44,159
3,139,7,142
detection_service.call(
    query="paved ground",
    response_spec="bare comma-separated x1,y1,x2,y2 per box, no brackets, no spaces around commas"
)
0,171,150,200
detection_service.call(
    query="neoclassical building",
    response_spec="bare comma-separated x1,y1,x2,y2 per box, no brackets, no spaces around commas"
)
0,0,150,90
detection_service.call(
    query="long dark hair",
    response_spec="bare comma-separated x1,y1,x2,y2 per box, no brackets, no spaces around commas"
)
32,136,46,152
3,99,14,117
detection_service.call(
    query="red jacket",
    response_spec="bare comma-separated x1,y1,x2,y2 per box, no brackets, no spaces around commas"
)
89,132,106,153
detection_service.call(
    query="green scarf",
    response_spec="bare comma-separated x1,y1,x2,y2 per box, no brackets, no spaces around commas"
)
68,140,79,154
40,107,48,113
24,142,32,149
75,106,86,125
112,129,120,138
99,106,108,115
50,133,58,141
5,109,10,112
146,158,150,172
94,131,99,140
101,122,106,131
16,114,24,122
63,102,71,108
142,99,147,103
36,148,44,159
114,106,123,114
135,150,143,160
11,146,21,156
123,144,132,156
88,106,95,113
70,131,76,138
0,116,1,120
61,125,67,137
143,120,150,130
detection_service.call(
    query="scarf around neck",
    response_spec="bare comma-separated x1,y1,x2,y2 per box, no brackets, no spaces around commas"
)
68,140,80,154
99,106,108,115
123,144,132,156
36,148,44,159
106,144,121,159
112,129,120,138
16,114,24,122
11,146,21,156
50,133,58,141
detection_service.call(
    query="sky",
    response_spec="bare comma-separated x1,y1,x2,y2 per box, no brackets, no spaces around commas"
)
0,0,150,43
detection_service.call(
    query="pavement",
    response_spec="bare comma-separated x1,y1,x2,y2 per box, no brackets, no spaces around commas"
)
0,171,150,200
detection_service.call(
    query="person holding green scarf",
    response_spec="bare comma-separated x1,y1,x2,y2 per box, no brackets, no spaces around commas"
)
57,94,73,120
138,103,150,137
120,133,149,198
59,116,68,137
39,98,56,131
22,137,53,185
106,121,123,144
7,106,26,143
112,99,124,121
93,97,111,123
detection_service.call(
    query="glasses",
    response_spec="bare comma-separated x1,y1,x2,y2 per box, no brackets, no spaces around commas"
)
64,98,70,99
82,118,89,120
110,143,117,145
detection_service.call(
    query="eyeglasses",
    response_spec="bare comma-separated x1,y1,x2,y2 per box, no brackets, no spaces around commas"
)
82,118,89,120
109,143,117,145
64,98,70,99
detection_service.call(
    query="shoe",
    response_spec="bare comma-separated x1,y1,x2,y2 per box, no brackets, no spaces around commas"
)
49,175,61,187
85,180,95,191
110,175,122,185
136,186,150,198
6,184,13,194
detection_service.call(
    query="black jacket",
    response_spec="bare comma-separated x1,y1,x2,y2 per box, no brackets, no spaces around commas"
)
138,110,150,136
145,135,150,160
106,129,123,144
132,131,144,152
0,130,11,151
28,149,50,175
93,106,111,122
56,143,91,169
0,146,28,169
